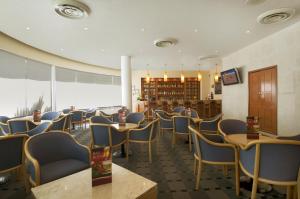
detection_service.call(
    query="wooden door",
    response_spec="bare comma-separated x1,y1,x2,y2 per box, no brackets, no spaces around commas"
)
249,66,277,134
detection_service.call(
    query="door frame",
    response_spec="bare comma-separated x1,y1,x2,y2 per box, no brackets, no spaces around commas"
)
248,65,278,134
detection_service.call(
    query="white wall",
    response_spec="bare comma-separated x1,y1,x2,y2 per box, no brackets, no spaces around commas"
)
222,21,300,136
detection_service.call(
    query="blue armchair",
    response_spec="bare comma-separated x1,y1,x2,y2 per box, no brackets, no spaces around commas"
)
90,116,115,124
173,106,185,113
41,112,60,121
172,116,191,151
8,119,37,134
70,111,85,130
0,116,10,123
127,119,159,162
49,115,67,131
84,110,97,129
0,134,29,187
99,111,113,121
200,113,223,134
218,119,247,137
112,113,120,123
189,126,239,195
0,123,9,136
62,108,71,114
90,124,127,149
156,111,173,136
239,139,300,199
26,122,52,136
126,112,145,126
25,131,90,186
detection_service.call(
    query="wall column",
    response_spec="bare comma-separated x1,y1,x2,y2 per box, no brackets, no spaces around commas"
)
121,56,132,111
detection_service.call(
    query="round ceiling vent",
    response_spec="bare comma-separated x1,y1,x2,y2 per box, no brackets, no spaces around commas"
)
54,0,90,19
154,38,177,48
257,8,296,24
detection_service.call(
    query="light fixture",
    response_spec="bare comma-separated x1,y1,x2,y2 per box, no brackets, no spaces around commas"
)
26,27,30,30
214,64,219,82
180,64,185,83
146,64,150,83
54,0,90,19
154,38,177,48
163,64,168,82
140,28,145,32
83,27,88,30
60,48,64,51
197,72,202,81
245,30,251,34
194,29,198,33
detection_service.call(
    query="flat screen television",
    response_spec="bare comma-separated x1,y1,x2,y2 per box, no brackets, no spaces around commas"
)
220,68,241,85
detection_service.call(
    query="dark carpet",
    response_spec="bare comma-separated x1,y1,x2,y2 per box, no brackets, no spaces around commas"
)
0,127,286,199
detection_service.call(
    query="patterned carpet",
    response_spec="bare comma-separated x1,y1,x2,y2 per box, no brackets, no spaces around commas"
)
0,127,287,199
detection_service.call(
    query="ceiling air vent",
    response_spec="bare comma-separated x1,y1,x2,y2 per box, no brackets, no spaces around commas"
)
257,8,296,24
54,0,90,19
154,38,177,48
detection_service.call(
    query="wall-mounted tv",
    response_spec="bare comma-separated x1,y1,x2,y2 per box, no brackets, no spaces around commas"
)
220,68,241,86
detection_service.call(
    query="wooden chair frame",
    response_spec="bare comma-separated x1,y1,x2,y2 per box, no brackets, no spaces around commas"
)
24,131,91,187
69,111,86,130
155,112,173,136
189,126,240,196
200,113,223,135
172,116,192,152
239,139,300,199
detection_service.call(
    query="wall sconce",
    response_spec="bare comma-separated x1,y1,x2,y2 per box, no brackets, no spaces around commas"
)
197,72,202,81
181,73,185,83
163,72,168,82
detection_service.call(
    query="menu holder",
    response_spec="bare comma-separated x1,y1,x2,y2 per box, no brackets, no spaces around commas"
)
246,116,259,140
91,146,112,186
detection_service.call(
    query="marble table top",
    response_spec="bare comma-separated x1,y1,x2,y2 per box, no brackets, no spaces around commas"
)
32,163,157,199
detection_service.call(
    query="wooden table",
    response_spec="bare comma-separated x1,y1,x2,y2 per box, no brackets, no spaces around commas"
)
110,123,139,158
224,133,275,147
12,116,52,125
32,163,157,199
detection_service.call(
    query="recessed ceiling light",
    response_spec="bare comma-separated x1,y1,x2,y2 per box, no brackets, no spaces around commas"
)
26,27,30,30
24,59,28,63
60,48,64,51
178,49,182,53
245,30,251,34
140,28,145,32
194,29,199,33
54,0,90,19
101,49,105,52
83,27,88,30
215,50,219,54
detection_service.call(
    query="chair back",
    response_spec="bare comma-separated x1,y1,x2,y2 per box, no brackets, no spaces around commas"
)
112,113,119,123
199,113,223,133
173,106,185,113
90,116,114,124
0,134,28,172
25,131,84,165
50,115,67,131
240,140,300,183
27,122,52,136
41,112,60,121
173,116,190,134
85,110,97,119
90,124,126,147
62,109,71,114
218,119,247,136
0,116,10,123
126,112,145,125
70,111,84,122
151,119,159,140
8,119,29,134
0,122,9,135
189,127,201,158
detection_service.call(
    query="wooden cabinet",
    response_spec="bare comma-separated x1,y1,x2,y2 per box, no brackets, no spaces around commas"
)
249,66,277,134
141,78,200,101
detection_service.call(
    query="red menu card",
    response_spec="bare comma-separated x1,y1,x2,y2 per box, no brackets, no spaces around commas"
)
91,146,112,186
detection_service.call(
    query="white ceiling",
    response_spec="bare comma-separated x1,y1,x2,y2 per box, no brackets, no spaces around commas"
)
1,0,300,70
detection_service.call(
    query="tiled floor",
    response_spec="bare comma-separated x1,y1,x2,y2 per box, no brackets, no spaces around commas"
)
0,127,286,199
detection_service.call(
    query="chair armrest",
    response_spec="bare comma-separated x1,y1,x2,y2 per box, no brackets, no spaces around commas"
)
71,142,91,164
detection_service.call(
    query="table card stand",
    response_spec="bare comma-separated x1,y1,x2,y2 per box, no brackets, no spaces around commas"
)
91,146,112,186
118,111,126,126
246,116,259,140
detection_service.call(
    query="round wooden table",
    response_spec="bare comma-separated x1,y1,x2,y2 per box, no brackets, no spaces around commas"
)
224,134,274,147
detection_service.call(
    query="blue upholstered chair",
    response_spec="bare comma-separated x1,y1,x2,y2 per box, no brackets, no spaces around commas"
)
99,111,113,121
189,126,239,195
173,106,185,113
126,112,145,126
112,113,120,123
25,131,90,186
239,139,300,199
84,110,97,129
8,119,37,134
0,122,9,136
218,119,247,137
90,116,115,124
172,116,191,151
0,116,10,123
90,124,127,149
62,108,71,114
0,134,29,186
156,111,173,136
155,110,173,118
49,115,67,131
200,113,223,134
26,122,52,136
180,109,199,118
70,111,85,130
127,119,159,162
41,112,60,121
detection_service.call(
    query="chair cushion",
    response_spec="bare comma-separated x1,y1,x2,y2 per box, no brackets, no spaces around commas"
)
40,159,89,184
